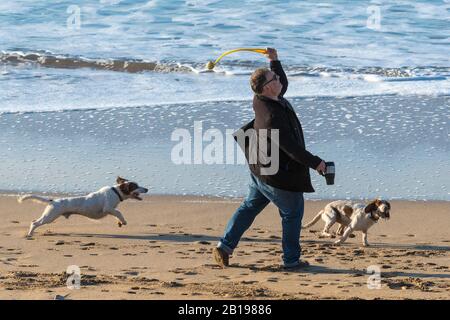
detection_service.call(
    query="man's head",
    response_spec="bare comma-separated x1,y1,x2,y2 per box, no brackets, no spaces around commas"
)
250,68,282,97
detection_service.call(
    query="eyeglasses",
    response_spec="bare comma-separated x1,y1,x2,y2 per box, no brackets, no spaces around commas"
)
262,73,279,87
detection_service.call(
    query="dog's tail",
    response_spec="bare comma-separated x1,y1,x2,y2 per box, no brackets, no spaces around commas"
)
18,195,53,205
302,210,323,228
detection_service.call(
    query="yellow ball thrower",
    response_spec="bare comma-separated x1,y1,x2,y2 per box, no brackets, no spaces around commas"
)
205,48,268,70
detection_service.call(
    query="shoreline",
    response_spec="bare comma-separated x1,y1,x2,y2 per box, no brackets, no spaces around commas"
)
1,191,449,203
2,94,449,201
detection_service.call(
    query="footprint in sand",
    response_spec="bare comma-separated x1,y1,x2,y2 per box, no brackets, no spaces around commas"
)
239,280,257,285
80,242,96,247
196,241,211,245
266,277,279,283
18,264,39,268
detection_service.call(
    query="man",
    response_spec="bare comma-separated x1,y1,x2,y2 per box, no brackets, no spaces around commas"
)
213,48,326,269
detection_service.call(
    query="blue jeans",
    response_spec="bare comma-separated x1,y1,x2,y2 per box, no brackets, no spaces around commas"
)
218,173,305,267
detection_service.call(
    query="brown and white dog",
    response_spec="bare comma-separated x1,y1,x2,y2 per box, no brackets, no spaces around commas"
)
302,199,391,246
19,177,148,237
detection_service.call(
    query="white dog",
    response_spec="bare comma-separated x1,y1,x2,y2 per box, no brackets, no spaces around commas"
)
303,199,391,246
19,177,148,237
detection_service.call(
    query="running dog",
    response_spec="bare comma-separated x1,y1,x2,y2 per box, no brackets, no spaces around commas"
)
19,177,148,237
302,199,391,246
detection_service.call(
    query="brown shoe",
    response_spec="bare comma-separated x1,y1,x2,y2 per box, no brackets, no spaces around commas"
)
213,247,229,267
282,260,310,271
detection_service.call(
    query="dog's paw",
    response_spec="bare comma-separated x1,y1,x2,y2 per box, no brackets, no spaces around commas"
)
363,243,370,247
333,240,342,246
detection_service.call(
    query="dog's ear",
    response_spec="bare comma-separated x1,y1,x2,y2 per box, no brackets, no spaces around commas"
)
116,176,128,184
119,182,131,195
364,199,379,213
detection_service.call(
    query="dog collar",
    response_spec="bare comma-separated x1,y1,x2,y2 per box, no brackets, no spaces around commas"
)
112,187,123,202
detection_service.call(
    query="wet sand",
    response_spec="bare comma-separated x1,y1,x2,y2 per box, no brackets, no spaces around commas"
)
0,195,448,300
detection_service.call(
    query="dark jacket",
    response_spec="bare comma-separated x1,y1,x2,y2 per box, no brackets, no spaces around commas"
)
234,60,322,192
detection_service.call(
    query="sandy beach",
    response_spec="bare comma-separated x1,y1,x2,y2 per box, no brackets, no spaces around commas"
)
0,195,448,300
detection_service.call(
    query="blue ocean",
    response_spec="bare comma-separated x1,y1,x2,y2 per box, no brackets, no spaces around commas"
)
0,0,449,200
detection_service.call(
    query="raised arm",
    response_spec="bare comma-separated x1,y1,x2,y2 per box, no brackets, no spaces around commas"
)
265,48,288,97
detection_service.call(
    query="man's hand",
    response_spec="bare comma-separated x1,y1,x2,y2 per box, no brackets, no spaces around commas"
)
316,160,326,175
265,47,278,61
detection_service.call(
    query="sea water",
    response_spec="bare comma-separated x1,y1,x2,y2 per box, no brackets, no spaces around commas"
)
0,0,449,200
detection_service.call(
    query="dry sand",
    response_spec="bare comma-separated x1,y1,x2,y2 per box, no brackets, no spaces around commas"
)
0,195,448,300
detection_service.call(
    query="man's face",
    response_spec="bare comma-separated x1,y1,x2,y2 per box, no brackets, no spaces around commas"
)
261,71,282,97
